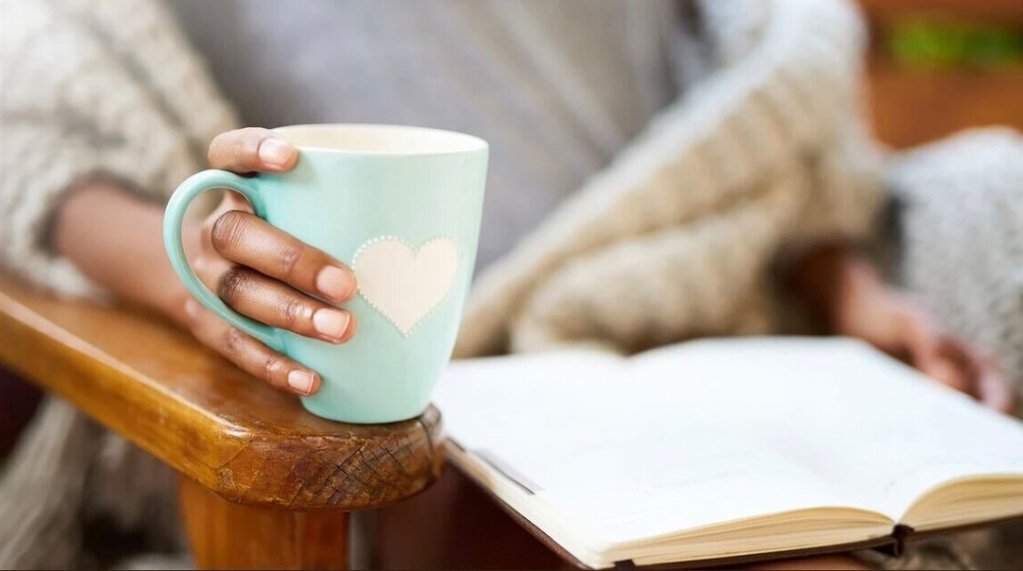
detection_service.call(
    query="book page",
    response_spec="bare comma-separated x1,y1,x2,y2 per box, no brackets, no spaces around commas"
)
436,341,896,547
631,338,1023,521
437,338,1023,548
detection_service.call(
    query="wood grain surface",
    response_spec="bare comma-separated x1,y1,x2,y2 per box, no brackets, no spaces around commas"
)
180,475,349,569
857,0,1023,25
0,274,444,510
866,57,1023,149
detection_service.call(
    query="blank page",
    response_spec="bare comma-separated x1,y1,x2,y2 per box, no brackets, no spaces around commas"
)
436,338,932,546
629,338,1023,520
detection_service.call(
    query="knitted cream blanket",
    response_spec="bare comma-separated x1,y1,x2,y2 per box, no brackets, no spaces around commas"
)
455,0,884,356
0,0,885,567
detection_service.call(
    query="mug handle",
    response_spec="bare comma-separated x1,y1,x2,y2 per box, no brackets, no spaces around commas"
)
163,169,284,351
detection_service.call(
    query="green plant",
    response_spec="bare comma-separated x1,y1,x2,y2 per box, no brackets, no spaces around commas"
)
888,19,1023,70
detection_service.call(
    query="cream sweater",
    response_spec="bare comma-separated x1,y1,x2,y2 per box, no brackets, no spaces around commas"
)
456,0,885,355
0,0,874,567
3,0,1022,568
1,0,884,345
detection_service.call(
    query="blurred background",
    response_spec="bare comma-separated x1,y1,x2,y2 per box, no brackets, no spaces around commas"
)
858,0,1023,148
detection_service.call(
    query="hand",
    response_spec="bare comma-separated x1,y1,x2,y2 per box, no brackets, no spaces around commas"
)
178,128,357,395
834,284,1015,414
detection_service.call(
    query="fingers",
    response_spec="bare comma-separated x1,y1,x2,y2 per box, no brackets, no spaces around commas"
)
861,293,1014,413
185,299,321,395
210,210,357,303
208,127,298,173
217,267,356,343
945,339,1016,414
901,313,966,391
978,365,1016,414
909,324,1016,413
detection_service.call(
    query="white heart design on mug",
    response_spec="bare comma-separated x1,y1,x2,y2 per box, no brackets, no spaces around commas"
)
353,236,459,336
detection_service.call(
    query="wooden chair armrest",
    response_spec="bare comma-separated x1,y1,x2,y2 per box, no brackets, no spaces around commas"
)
0,274,443,511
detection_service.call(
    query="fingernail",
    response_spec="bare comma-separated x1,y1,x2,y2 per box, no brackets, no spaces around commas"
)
313,308,350,341
316,266,355,302
259,137,294,168
287,370,315,394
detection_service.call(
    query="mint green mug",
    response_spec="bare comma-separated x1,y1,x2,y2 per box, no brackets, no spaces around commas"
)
164,124,488,423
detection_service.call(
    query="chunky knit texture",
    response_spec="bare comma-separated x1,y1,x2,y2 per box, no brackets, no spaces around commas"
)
890,129,1023,387
454,0,885,356
0,0,235,567
2,0,1023,568
0,0,237,298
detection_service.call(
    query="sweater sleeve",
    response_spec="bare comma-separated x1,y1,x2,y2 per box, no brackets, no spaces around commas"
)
456,0,880,356
0,0,233,299
773,115,887,275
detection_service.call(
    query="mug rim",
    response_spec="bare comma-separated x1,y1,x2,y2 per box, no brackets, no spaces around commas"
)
272,123,488,156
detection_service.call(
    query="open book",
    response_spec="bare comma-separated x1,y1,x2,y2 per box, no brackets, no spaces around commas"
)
435,337,1023,568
